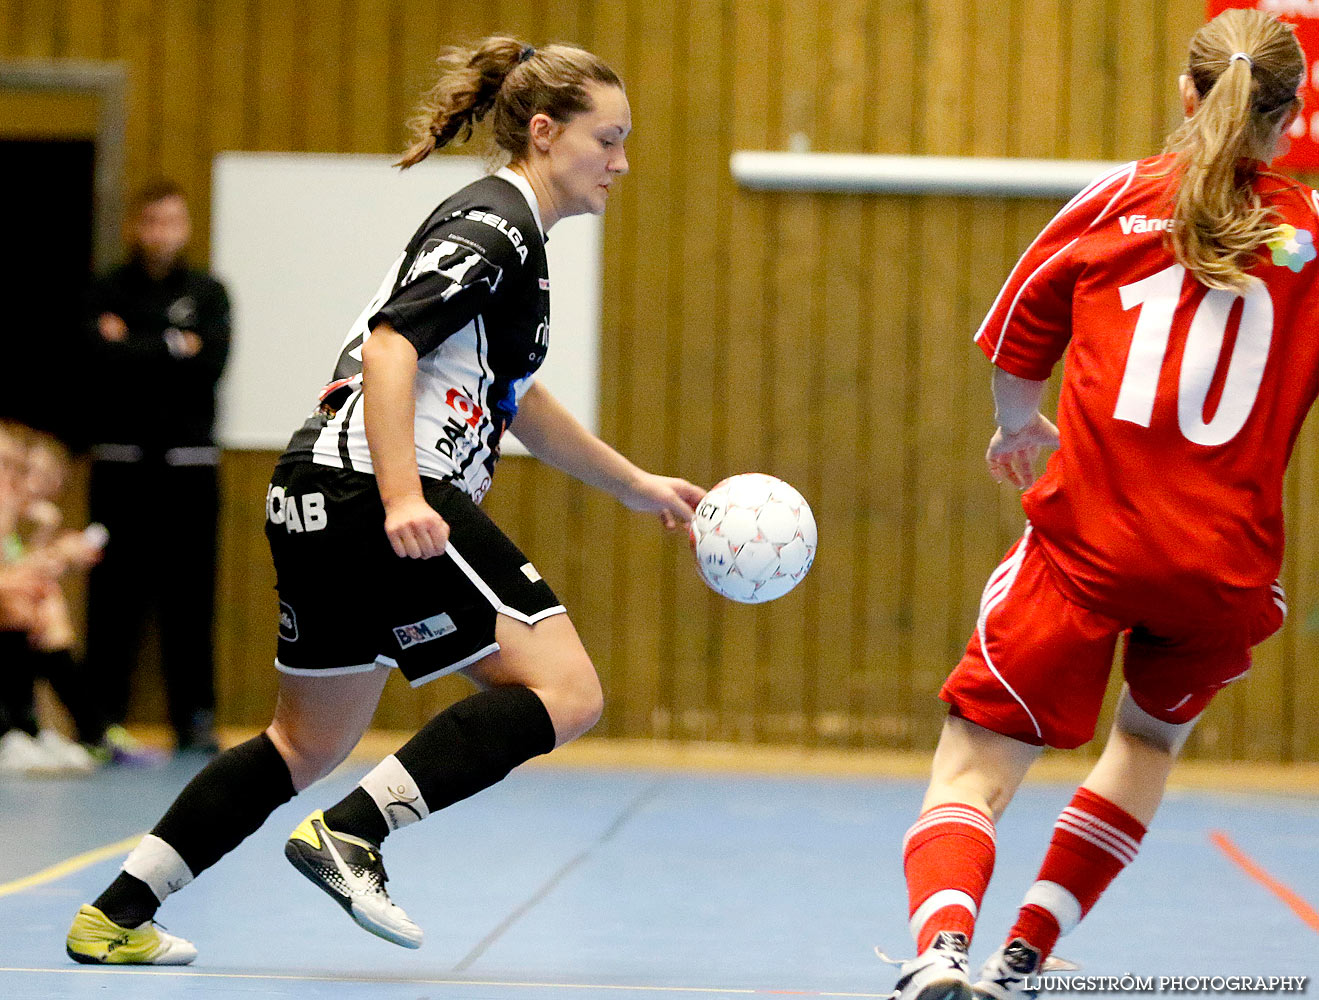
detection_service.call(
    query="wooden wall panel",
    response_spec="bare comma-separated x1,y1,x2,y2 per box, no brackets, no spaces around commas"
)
715,0,773,743
158,1,203,208
811,0,867,746
1286,417,1319,762
9,0,1315,762
13,0,56,58
253,2,299,152
109,0,156,190
303,1,348,153
666,2,727,741
59,0,108,59
345,0,392,152
1064,2,1112,161
759,0,818,744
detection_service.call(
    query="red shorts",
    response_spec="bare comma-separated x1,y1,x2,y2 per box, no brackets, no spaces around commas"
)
941,528,1286,749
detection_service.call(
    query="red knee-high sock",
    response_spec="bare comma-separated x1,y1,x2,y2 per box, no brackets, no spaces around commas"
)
1007,787,1146,960
904,803,996,952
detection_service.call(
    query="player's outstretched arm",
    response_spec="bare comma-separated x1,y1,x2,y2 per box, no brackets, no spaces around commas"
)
986,367,1059,489
362,323,451,559
514,381,704,529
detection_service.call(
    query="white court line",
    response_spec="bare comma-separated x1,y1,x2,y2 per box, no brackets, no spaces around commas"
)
0,968,891,997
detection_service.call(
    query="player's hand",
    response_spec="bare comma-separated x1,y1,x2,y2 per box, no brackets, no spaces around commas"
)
986,412,1060,489
383,494,450,559
621,473,705,530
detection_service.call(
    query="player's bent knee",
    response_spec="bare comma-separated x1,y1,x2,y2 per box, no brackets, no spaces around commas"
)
266,720,354,789
1111,720,1187,758
572,665,605,733
541,655,603,746
1114,688,1197,756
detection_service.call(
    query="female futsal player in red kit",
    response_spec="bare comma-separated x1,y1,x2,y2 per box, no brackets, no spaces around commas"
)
893,9,1314,999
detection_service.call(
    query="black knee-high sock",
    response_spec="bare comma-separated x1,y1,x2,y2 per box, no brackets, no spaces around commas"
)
94,733,296,926
324,686,556,845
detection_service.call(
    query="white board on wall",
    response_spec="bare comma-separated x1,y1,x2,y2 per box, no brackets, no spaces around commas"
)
211,152,602,453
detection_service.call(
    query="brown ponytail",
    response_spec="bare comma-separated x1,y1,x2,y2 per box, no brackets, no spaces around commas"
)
398,36,621,169
1163,9,1304,291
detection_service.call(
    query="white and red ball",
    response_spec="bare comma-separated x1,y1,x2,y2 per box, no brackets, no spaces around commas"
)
689,473,817,604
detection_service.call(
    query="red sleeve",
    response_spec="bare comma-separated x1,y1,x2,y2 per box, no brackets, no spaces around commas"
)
974,162,1138,381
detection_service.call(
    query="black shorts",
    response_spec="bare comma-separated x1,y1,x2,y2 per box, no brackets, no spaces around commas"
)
265,462,564,686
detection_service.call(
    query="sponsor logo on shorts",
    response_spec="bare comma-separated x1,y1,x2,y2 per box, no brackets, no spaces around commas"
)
521,562,542,583
393,612,458,649
279,601,298,642
266,485,328,532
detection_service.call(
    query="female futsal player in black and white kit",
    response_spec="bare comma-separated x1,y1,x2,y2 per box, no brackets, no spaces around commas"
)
67,37,703,964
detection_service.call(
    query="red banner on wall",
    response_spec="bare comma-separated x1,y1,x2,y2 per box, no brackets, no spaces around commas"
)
1205,1,1319,171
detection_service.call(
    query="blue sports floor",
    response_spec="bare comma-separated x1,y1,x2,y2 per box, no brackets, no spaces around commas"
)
1,752,1315,998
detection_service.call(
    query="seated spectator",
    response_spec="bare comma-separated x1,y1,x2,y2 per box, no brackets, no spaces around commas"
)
0,424,164,775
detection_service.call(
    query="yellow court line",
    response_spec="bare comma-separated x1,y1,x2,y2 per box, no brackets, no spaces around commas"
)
0,834,141,899
0,967,890,997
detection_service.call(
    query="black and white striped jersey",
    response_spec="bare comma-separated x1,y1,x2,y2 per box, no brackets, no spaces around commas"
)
279,167,549,504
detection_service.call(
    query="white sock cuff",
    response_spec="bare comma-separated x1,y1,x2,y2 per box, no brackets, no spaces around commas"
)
909,888,977,941
122,834,194,904
360,754,431,833
1022,879,1083,936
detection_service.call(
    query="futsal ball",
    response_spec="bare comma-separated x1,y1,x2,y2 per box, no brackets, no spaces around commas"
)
689,473,817,604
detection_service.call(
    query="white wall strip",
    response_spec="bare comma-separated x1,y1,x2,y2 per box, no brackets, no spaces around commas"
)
729,151,1124,199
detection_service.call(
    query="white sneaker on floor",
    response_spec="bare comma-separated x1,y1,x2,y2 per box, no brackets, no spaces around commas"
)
0,730,53,775
36,729,100,774
973,938,1043,1000
886,931,974,1000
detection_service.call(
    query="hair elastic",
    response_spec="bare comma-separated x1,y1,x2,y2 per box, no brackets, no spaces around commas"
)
1230,52,1254,68
518,45,536,63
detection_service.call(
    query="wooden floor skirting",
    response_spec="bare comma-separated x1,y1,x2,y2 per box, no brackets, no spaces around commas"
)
112,726,1319,798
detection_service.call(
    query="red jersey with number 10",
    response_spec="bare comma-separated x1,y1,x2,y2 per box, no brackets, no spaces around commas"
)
975,154,1319,627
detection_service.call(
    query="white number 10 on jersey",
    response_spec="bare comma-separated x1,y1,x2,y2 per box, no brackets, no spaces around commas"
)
1114,263,1272,446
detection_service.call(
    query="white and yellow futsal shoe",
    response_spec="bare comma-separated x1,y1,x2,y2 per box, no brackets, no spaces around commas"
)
285,809,423,948
65,903,197,965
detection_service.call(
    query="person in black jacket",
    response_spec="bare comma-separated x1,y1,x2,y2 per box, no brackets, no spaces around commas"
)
83,180,230,755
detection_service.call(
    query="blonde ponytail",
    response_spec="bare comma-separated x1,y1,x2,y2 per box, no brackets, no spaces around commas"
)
1163,9,1303,291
